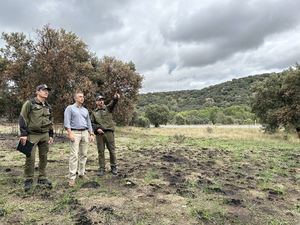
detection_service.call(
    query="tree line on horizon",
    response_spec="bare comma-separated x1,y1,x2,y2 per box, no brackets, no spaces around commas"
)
135,68,300,136
135,74,268,127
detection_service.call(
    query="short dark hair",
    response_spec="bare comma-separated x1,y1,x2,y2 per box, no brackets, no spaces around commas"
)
74,91,84,99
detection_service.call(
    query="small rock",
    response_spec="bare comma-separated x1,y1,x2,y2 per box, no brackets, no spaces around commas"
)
125,180,136,187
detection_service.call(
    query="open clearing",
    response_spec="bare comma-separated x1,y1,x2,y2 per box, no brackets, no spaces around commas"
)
0,126,299,224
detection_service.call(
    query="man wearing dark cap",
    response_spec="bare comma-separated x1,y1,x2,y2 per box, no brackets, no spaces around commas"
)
91,92,120,176
19,84,54,191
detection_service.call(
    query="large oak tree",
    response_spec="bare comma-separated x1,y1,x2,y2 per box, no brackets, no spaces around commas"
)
90,56,143,125
0,25,142,125
251,66,300,136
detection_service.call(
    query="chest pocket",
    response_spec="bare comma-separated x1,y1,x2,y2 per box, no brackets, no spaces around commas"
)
32,104,50,115
44,108,51,116
97,110,112,123
30,104,43,118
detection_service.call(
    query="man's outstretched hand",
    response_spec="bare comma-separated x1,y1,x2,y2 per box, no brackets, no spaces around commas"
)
114,92,120,99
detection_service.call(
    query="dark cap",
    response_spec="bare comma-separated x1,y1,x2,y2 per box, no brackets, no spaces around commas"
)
96,94,105,101
36,84,51,91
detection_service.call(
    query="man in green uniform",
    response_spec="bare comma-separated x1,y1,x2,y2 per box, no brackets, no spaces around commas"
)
19,84,54,191
91,92,120,176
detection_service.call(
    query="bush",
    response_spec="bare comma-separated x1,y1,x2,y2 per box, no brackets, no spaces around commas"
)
145,104,170,127
174,114,186,125
134,116,150,128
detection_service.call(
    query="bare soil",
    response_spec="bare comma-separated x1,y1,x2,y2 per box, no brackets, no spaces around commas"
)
0,131,299,225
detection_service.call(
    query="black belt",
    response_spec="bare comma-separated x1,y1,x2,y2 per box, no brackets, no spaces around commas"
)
71,128,87,131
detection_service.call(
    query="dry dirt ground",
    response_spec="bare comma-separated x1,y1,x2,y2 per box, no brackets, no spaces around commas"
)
0,127,299,225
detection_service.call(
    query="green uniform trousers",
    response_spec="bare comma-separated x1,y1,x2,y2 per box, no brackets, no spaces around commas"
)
96,131,116,170
25,133,50,179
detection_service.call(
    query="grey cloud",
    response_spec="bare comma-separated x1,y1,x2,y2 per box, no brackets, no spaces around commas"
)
162,0,300,67
245,34,300,71
165,0,300,43
141,64,227,93
0,0,39,31
177,43,229,67
0,0,127,37
49,0,127,38
1,0,300,93
167,62,177,74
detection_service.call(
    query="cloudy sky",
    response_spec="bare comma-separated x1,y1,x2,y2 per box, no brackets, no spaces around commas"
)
1,0,300,93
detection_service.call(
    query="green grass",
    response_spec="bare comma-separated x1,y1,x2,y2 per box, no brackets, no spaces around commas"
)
0,126,299,224
143,169,159,184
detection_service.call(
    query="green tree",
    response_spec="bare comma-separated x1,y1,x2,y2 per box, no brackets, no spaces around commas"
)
134,116,150,128
33,26,97,122
0,33,34,120
145,104,170,127
1,26,97,122
90,56,143,125
1,26,143,124
174,113,186,125
251,66,300,135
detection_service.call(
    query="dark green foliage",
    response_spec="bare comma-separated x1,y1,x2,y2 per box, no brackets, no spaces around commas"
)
137,74,271,125
174,114,186,125
138,74,271,112
90,56,143,125
145,104,170,127
251,66,300,133
133,116,150,128
175,105,255,125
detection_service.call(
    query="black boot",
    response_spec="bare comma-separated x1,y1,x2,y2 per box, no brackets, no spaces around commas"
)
24,179,33,192
111,166,117,175
37,178,52,189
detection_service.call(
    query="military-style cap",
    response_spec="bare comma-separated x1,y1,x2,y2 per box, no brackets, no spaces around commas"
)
96,94,105,101
36,84,51,91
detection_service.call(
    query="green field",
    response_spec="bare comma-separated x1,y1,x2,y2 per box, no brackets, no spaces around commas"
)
0,126,299,225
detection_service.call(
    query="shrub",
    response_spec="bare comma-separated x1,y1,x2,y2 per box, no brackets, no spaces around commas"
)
134,116,150,128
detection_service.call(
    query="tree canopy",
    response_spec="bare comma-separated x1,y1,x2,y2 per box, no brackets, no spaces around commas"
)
145,104,170,127
0,25,143,124
251,66,300,133
91,56,142,125
137,73,271,112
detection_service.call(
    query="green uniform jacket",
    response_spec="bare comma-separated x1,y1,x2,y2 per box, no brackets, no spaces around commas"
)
91,98,118,133
19,98,54,137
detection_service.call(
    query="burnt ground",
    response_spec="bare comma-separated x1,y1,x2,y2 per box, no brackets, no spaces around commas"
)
0,131,299,225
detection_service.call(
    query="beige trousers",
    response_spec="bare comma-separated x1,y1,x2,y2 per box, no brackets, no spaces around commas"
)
68,130,89,180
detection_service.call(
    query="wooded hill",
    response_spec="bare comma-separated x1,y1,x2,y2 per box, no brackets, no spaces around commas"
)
137,73,272,112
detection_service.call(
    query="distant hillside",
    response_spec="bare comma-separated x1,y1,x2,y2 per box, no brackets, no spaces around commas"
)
137,73,272,112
